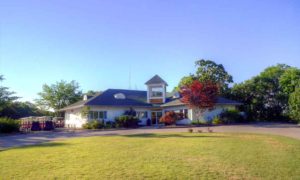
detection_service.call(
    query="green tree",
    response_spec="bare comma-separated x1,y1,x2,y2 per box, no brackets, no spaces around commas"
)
280,67,300,94
288,87,300,123
1,101,53,119
36,80,82,114
230,64,290,121
0,75,18,115
85,90,100,96
177,59,233,94
279,67,300,122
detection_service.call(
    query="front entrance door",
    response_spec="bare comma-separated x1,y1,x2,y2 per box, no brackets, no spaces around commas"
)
151,111,163,125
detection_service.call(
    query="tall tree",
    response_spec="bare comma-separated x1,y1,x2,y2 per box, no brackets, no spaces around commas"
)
177,59,233,95
85,90,100,96
279,67,300,122
180,80,219,120
0,75,18,115
288,87,300,123
280,67,300,94
36,80,82,114
1,101,53,119
230,64,290,120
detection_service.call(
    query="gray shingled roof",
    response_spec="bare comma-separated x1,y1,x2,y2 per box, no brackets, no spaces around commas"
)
85,89,153,107
145,75,168,85
60,88,242,111
60,89,152,111
59,92,101,111
161,97,242,107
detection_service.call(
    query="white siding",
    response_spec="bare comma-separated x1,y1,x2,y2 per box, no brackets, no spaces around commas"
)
90,106,151,125
64,108,87,128
65,106,151,128
191,104,237,122
164,104,237,125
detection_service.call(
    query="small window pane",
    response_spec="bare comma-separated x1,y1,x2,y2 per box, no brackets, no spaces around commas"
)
93,111,99,119
89,111,93,119
99,111,104,119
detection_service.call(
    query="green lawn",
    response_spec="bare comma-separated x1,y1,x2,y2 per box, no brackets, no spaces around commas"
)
0,133,299,179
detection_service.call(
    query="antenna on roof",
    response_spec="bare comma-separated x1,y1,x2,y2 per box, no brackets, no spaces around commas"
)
129,66,132,89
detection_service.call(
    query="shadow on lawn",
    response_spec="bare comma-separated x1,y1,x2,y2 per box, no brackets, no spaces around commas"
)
0,142,69,152
123,133,227,139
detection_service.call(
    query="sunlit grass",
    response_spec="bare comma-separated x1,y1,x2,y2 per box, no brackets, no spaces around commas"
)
0,133,299,179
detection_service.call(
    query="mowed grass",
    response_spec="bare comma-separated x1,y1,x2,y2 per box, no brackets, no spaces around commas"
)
0,133,299,179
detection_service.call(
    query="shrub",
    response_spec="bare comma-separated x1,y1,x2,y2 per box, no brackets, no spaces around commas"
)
220,109,244,124
191,120,200,125
83,120,104,129
0,117,20,133
188,128,193,133
160,111,178,125
105,121,116,129
212,116,222,125
115,115,139,128
192,119,212,126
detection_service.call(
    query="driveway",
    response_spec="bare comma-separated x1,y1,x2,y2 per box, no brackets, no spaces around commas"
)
0,123,299,149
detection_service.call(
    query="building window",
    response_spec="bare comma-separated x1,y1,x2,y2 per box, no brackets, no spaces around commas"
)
165,109,188,120
136,111,148,119
89,111,107,120
151,87,163,97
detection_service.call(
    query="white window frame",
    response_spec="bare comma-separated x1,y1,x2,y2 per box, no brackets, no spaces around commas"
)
89,111,107,120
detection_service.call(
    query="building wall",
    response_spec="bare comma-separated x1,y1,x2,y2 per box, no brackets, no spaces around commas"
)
164,104,237,125
65,104,238,128
65,106,151,128
190,104,237,122
64,107,88,128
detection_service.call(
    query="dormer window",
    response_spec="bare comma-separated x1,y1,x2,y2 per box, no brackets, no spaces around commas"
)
150,87,163,97
114,93,126,99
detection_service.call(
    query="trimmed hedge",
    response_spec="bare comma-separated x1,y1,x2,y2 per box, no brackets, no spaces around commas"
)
220,109,245,123
83,120,104,129
115,115,139,128
0,117,20,133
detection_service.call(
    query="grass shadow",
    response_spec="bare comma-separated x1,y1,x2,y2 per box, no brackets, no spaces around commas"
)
122,133,227,139
0,142,69,152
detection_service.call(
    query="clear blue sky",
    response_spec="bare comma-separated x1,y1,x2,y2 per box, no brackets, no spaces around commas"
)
0,0,299,102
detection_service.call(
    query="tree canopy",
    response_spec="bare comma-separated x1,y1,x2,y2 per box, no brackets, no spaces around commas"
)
177,59,233,95
288,87,300,123
279,67,300,94
0,75,18,114
36,80,82,113
180,80,219,110
230,64,292,121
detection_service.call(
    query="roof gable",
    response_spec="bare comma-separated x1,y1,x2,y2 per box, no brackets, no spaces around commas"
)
145,75,168,85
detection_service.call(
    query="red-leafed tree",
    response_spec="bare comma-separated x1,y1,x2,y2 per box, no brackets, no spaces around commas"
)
180,80,219,120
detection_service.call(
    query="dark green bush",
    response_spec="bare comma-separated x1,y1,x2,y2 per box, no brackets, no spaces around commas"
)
83,120,104,129
105,121,116,128
220,109,244,124
0,117,20,133
212,116,222,125
191,119,210,125
115,115,139,128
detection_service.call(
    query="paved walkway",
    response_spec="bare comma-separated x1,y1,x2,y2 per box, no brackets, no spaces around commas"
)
0,123,299,149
